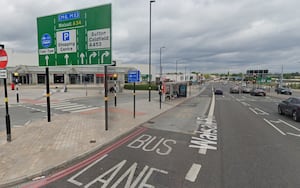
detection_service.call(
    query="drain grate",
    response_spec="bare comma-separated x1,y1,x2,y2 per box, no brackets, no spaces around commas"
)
147,121,155,124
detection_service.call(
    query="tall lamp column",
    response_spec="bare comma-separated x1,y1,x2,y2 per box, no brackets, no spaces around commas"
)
148,0,155,102
159,46,165,109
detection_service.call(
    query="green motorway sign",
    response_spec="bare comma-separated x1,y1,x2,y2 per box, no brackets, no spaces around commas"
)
37,4,112,66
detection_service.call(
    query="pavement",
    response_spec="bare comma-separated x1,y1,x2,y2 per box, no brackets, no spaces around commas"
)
0,84,202,188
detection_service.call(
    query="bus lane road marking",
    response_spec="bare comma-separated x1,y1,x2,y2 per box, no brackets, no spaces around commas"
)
127,130,205,185
185,163,202,182
189,91,218,155
185,90,218,183
22,127,148,188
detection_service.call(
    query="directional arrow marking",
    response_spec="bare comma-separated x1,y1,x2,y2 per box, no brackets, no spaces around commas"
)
80,53,85,64
45,55,49,66
100,51,110,64
89,52,97,64
64,54,69,65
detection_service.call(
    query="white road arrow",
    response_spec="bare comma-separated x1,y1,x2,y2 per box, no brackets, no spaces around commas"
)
80,53,85,64
89,52,97,64
100,51,110,64
64,54,69,65
45,55,49,66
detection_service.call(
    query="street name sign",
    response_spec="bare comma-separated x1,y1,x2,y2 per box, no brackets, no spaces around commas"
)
128,70,141,83
37,4,112,66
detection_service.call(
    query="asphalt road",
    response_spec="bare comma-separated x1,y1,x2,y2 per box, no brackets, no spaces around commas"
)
17,82,300,187
22,86,211,188
213,82,300,187
0,92,151,132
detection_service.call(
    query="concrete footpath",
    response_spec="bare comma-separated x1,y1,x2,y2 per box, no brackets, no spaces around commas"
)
0,84,201,187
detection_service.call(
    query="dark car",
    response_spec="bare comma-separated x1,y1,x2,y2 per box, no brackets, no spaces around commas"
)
214,88,223,95
250,88,266,96
278,97,300,121
276,87,292,95
230,86,240,94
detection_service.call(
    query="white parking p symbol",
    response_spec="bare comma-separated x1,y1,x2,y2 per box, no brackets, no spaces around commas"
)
62,32,70,41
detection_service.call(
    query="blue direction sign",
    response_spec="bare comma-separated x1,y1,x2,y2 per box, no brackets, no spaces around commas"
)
128,70,140,83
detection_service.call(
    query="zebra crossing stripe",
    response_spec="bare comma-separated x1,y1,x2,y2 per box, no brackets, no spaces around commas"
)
61,106,88,111
55,104,85,110
71,107,99,113
34,101,99,113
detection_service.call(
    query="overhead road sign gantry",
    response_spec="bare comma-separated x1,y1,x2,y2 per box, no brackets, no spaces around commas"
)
37,4,112,66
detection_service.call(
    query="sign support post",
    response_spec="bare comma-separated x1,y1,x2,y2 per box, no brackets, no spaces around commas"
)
133,82,136,118
104,66,108,131
4,78,11,142
0,44,11,142
128,70,140,118
46,67,51,122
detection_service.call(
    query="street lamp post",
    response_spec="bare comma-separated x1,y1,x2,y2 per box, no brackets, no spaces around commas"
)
176,60,178,82
159,46,165,81
149,0,155,102
159,46,165,109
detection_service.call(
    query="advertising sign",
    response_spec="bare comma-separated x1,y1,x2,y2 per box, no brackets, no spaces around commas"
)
37,4,112,66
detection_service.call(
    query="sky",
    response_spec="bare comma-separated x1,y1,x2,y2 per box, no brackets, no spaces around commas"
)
1,0,300,74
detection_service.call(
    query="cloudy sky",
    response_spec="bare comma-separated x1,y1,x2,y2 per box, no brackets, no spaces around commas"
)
1,0,300,73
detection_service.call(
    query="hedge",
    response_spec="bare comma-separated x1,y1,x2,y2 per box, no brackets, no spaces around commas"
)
124,83,158,90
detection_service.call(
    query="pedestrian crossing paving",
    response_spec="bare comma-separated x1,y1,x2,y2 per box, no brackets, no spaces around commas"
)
35,101,99,113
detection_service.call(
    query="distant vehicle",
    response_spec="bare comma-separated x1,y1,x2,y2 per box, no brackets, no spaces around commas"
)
276,87,292,95
214,88,223,95
241,86,251,93
230,86,240,94
250,88,266,96
278,97,300,121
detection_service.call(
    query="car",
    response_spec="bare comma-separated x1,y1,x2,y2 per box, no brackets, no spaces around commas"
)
276,87,292,95
230,86,240,94
241,86,251,93
278,97,300,121
214,88,223,95
250,88,266,96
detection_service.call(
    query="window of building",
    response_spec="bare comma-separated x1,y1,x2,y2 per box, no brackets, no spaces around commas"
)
54,74,64,84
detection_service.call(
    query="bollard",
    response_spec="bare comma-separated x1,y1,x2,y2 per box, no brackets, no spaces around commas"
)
16,86,19,103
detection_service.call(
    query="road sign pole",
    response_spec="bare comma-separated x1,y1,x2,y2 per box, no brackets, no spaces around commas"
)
133,82,136,119
46,67,51,122
0,44,11,142
4,78,11,142
114,81,117,107
104,66,108,131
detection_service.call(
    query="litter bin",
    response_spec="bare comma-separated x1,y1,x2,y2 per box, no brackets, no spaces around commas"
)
11,83,15,90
